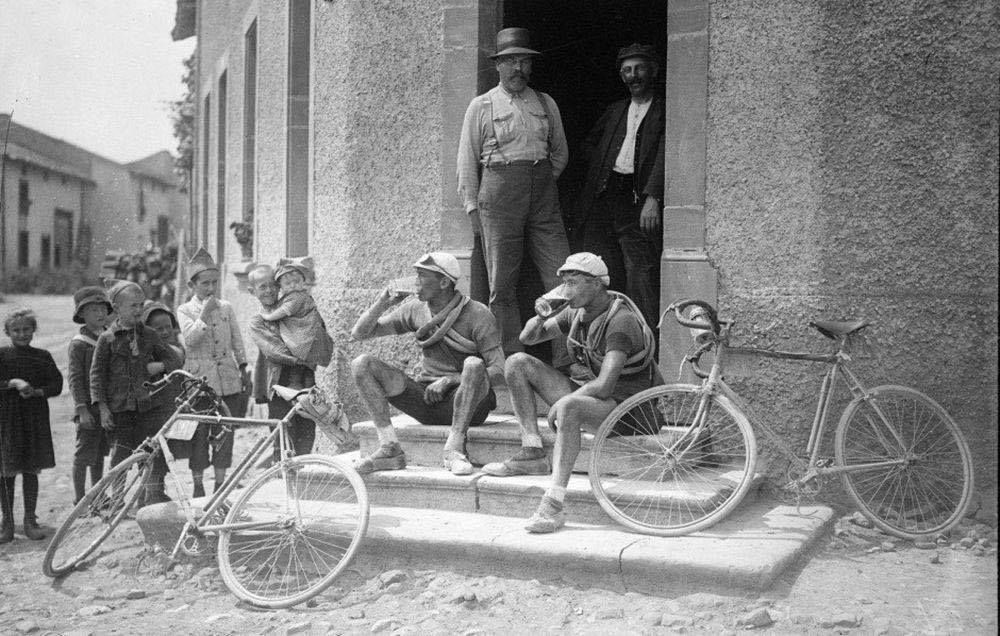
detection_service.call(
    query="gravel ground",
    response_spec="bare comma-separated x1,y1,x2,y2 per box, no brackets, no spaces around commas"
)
0,294,996,635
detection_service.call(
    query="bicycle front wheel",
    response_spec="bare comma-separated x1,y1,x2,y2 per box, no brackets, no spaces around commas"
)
42,452,152,577
589,384,757,536
216,454,369,608
835,385,974,540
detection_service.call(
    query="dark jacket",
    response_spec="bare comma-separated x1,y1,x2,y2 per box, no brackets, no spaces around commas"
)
576,96,665,228
90,319,182,413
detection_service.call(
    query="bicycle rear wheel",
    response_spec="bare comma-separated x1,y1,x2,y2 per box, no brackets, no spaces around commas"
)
216,454,369,608
836,385,974,540
589,384,757,536
42,452,151,577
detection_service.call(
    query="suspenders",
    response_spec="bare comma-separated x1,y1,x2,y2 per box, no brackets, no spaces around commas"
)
484,89,554,167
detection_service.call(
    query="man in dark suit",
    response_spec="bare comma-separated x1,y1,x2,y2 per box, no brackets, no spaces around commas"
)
576,43,665,331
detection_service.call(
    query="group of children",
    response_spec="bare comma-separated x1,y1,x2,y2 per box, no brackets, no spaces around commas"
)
0,247,323,544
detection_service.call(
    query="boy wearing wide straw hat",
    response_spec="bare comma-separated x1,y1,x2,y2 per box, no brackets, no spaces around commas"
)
66,286,113,504
176,248,250,497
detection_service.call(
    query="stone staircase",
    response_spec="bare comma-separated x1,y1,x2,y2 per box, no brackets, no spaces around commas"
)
137,408,836,596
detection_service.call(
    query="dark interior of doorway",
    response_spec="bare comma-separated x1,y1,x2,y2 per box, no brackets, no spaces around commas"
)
480,1,667,363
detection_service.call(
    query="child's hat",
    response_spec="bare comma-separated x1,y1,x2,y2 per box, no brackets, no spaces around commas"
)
187,247,219,282
275,256,315,285
72,286,113,323
141,300,179,330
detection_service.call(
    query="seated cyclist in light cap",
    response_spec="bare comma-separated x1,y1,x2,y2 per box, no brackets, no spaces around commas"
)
486,251,663,533
350,251,506,475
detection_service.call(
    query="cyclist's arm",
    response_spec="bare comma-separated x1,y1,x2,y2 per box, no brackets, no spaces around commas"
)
572,349,626,401
519,315,562,346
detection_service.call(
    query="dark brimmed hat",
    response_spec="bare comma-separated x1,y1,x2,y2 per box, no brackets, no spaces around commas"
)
616,43,658,66
72,286,113,324
490,27,541,59
141,301,179,330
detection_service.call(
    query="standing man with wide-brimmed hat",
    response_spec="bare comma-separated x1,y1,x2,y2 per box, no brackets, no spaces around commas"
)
457,27,571,365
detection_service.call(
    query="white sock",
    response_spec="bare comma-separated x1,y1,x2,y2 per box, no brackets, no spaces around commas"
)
523,433,543,448
545,485,566,504
444,432,465,452
376,425,399,445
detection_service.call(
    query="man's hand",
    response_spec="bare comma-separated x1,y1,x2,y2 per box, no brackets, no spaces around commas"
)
375,286,408,310
146,361,165,376
99,404,114,431
241,366,252,392
469,209,483,235
546,396,571,429
77,405,96,430
640,195,661,234
423,377,457,405
200,296,220,320
17,383,35,399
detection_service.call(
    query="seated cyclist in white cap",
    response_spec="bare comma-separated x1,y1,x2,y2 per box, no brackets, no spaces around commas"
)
485,252,662,533
351,252,506,475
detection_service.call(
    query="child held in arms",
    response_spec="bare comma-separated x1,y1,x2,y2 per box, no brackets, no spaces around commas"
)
258,256,333,384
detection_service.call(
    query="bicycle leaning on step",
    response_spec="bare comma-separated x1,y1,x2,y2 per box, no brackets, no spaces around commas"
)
42,369,369,609
587,299,974,539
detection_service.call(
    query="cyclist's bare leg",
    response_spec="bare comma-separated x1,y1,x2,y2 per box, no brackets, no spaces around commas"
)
445,357,490,453
504,353,575,448
351,353,408,443
550,395,616,490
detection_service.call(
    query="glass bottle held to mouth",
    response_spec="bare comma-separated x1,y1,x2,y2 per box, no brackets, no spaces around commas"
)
534,284,571,319
390,276,417,298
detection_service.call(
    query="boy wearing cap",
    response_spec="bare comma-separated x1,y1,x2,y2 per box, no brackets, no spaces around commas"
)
90,281,182,503
351,251,505,475
488,252,662,533
176,248,249,497
576,43,665,332
67,287,112,503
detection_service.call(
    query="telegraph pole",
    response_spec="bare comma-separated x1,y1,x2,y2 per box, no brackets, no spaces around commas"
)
0,111,13,293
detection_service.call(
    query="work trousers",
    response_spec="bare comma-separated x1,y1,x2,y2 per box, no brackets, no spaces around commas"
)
477,160,570,358
582,176,663,332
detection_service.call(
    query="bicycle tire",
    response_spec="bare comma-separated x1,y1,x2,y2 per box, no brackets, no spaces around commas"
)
835,385,974,540
589,384,757,536
216,454,369,608
42,451,152,577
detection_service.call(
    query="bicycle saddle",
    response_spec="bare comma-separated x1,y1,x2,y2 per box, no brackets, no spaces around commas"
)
809,319,869,339
272,385,311,401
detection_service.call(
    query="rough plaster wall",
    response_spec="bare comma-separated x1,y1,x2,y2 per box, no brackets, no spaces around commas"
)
706,0,999,499
310,0,446,415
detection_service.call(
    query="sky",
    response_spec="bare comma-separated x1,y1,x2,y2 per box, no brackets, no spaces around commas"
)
0,0,196,164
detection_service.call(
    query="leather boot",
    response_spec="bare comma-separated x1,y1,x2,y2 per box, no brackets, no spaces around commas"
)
22,515,45,541
0,518,13,544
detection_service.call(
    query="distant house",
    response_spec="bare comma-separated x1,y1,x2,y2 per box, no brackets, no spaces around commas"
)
0,113,187,281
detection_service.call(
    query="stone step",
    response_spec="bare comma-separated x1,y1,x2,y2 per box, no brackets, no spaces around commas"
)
360,460,764,526
136,492,835,596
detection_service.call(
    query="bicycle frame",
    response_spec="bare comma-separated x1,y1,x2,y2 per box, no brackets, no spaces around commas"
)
692,327,911,485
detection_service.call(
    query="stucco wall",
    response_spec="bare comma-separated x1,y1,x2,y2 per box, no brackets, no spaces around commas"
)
1,163,84,270
705,0,999,498
308,0,448,412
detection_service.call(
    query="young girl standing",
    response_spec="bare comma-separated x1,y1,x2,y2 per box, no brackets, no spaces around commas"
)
1,308,63,543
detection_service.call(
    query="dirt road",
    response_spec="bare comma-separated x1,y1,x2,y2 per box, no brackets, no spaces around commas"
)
0,294,996,635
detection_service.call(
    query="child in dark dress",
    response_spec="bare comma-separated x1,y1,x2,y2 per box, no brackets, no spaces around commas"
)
1,308,64,543
67,287,113,504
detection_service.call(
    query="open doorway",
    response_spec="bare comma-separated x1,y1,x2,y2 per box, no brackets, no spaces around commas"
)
489,1,667,362
503,0,667,234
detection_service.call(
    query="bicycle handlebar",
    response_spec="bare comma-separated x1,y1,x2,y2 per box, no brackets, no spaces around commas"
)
143,369,211,396
665,298,723,335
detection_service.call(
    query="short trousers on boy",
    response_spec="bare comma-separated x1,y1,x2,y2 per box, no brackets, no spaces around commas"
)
75,405,109,465
108,411,168,478
387,377,496,428
189,392,245,471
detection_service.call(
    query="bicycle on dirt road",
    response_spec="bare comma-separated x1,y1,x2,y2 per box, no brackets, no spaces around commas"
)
588,298,974,539
42,369,369,609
